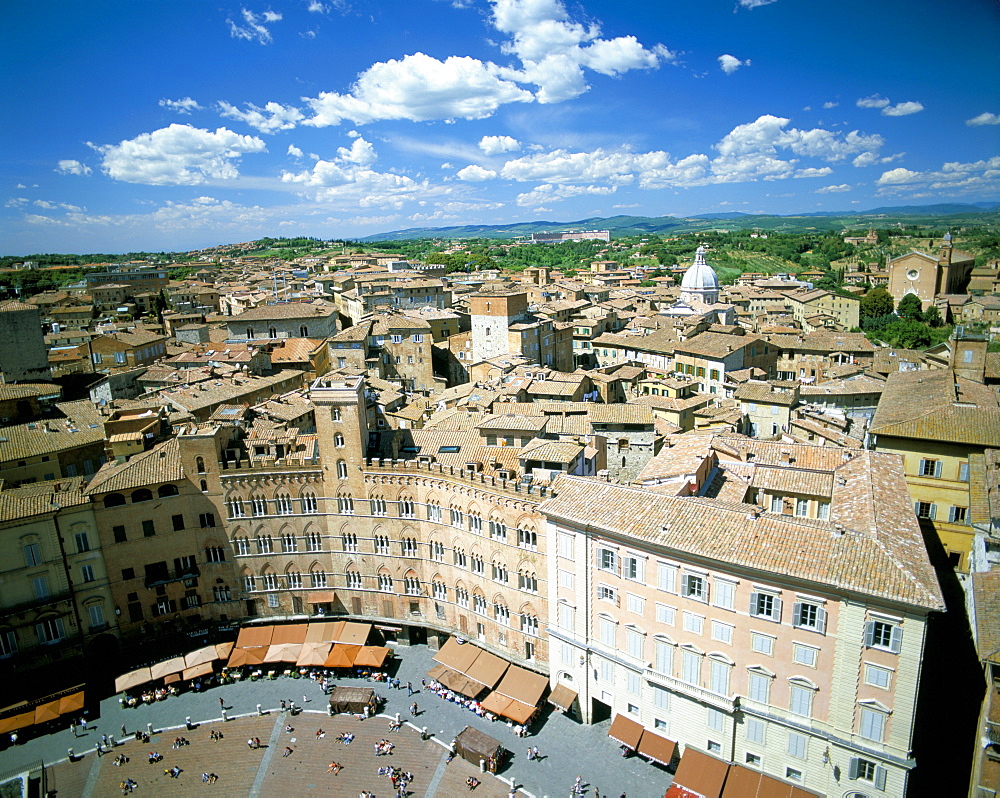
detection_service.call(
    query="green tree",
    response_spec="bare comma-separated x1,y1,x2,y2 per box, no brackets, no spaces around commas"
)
921,305,942,327
896,293,923,321
859,286,894,322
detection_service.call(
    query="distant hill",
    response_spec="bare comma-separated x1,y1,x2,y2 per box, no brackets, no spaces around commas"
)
360,203,1000,242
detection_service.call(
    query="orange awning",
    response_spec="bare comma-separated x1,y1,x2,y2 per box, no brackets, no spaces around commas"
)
354,646,391,668
58,691,85,716
464,650,508,689
182,662,215,681
296,641,332,667
305,621,345,643
164,673,181,685
235,625,275,649
547,683,578,712
33,700,61,725
433,637,480,673
270,624,309,645
184,644,221,669
492,665,547,706
115,667,153,693
0,712,35,734
305,591,335,604
608,713,644,750
227,646,267,667
324,644,361,668
481,692,535,724
332,622,371,645
215,641,235,660
149,656,186,681
264,643,303,663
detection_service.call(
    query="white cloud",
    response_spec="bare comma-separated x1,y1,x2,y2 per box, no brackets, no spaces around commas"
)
34,199,82,211
876,167,923,185
794,167,833,178
280,136,429,208
882,101,923,117
228,8,282,44
492,0,671,104
5,198,28,208
55,159,92,176
967,112,1000,126
307,1,328,13
456,164,498,181
479,135,521,155
857,94,890,109
718,54,749,75
815,184,852,193
875,156,1000,195
159,97,202,115
737,0,777,8
515,183,615,206
496,115,882,191
287,144,304,158
96,124,266,185
304,52,533,125
281,0,671,127
218,100,304,133
822,101,838,109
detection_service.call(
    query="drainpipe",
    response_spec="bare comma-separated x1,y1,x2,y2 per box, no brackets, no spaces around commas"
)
51,502,85,645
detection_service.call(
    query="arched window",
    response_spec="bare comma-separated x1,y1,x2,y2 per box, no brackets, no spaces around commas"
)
404,575,421,595
336,461,348,479
306,530,323,552
226,497,246,518
518,570,538,593
371,496,387,516
378,573,394,592
299,325,308,337
235,536,252,556
301,491,318,513
286,567,302,589
310,567,327,588
104,493,126,508
432,580,447,600
493,601,510,626
131,488,153,503
157,484,179,498
342,532,358,552
334,433,345,448
399,497,415,518
492,559,508,584
257,535,273,554
262,570,278,591
517,527,537,549
213,583,232,602
346,570,362,589
268,326,278,339
196,456,206,474
337,494,354,515
246,327,254,340
251,494,267,516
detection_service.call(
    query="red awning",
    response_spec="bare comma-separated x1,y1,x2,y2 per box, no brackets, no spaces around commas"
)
608,713,643,750
637,730,676,767
670,748,730,798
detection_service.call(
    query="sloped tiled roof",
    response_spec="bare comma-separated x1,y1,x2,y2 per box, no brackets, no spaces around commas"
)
84,438,184,495
543,465,943,610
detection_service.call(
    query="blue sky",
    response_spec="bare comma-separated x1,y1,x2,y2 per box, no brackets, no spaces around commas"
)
3,0,999,253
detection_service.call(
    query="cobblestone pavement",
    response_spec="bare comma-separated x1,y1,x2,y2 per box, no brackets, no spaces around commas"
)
0,642,674,798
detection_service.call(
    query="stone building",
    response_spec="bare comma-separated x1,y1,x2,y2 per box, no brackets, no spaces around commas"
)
0,300,51,383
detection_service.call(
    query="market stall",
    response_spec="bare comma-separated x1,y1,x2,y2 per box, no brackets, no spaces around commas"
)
453,725,505,774
328,686,377,715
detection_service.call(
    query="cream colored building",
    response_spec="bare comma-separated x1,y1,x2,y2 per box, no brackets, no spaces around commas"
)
542,442,943,797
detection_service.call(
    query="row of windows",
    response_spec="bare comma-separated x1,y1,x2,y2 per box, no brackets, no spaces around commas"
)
103,484,179,507
226,494,318,518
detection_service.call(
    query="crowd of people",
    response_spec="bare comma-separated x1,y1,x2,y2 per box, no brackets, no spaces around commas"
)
424,678,533,736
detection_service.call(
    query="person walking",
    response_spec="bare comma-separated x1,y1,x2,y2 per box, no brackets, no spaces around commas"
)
409,702,418,716
406,682,413,696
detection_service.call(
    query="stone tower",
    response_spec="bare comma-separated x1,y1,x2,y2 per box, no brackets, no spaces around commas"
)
0,300,50,383
310,374,370,498
469,291,529,364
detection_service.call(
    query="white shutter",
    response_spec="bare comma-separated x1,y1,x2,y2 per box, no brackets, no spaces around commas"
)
889,625,903,653
792,602,803,628
680,574,691,596
934,460,943,477
772,597,782,621
875,765,887,790
864,620,875,648
849,757,860,779
749,593,760,616
928,503,937,520
816,607,827,634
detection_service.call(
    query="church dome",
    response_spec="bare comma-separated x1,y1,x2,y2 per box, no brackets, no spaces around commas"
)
680,246,719,291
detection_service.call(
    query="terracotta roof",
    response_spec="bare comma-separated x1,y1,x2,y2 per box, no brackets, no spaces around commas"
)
85,438,184,495
972,571,1000,663
544,465,943,610
0,401,105,463
870,369,1000,446
674,331,759,359
587,404,654,426
734,383,798,405
0,478,90,523
230,300,337,321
